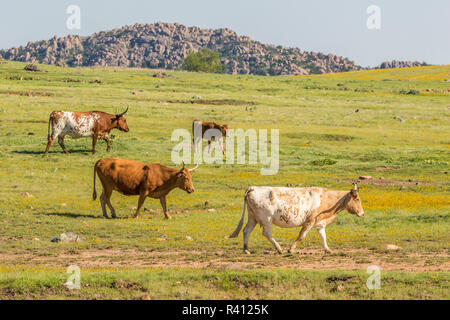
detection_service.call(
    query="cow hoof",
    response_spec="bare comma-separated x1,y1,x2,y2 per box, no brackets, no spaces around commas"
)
165,215,172,220
288,248,297,254
111,215,117,219
244,250,251,255
324,249,333,254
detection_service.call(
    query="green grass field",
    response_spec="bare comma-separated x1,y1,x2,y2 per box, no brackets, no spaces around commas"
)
0,61,448,299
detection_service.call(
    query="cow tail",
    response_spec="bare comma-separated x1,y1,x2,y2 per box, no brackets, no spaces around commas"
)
92,160,99,200
227,189,251,238
47,114,53,140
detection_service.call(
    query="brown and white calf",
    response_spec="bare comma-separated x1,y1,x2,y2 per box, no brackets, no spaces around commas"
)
228,183,365,254
192,120,228,155
45,107,129,155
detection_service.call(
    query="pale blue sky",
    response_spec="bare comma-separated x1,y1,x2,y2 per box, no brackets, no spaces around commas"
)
1,0,449,67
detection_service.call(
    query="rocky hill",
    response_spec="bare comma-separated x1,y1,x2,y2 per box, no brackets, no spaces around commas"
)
0,22,362,75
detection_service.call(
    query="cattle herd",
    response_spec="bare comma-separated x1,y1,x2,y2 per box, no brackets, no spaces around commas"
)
43,108,365,254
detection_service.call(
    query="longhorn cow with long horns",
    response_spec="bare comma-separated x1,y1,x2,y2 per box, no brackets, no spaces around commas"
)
93,158,198,219
45,107,130,154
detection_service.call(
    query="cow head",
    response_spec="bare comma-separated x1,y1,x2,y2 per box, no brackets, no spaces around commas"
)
345,182,365,217
175,161,198,194
219,124,229,136
112,107,129,132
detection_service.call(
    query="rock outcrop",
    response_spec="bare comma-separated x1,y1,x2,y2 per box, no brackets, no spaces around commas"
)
0,22,361,75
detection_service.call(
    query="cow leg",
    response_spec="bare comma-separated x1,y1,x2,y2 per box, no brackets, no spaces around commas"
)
92,135,98,154
45,120,58,154
104,137,111,152
289,223,314,253
221,137,226,155
193,137,199,153
262,223,283,254
195,138,202,154
160,196,171,219
103,188,116,218
134,191,147,218
317,226,332,253
99,191,109,218
243,216,257,254
58,136,69,154
45,137,54,154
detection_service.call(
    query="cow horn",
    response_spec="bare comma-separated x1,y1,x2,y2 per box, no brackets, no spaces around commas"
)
188,163,199,172
179,160,186,172
118,106,129,117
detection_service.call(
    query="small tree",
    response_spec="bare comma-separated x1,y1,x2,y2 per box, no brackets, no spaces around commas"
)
183,49,224,73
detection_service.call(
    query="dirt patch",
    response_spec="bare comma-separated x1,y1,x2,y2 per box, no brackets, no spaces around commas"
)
344,178,433,187
375,166,401,172
167,99,255,106
333,136,352,141
0,91,54,97
0,236,19,242
0,119,47,124
112,279,146,291
61,78,82,83
141,207,210,215
0,247,448,272
0,288,17,299
319,134,355,142
286,132,356,142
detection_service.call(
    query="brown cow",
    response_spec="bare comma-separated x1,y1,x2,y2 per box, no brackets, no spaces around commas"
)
45,107,129,155
228,183,365,254
192,120,228,155
93,158,198,219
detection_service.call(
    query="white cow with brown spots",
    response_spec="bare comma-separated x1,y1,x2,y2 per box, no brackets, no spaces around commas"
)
228,183,365,254
45,107,129,155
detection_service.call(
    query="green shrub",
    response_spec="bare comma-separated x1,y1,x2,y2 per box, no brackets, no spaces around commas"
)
182,49,224,73
399,89,419,95
309,159,337,166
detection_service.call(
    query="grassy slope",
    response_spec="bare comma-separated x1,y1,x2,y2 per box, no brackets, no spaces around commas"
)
0,61,448,299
